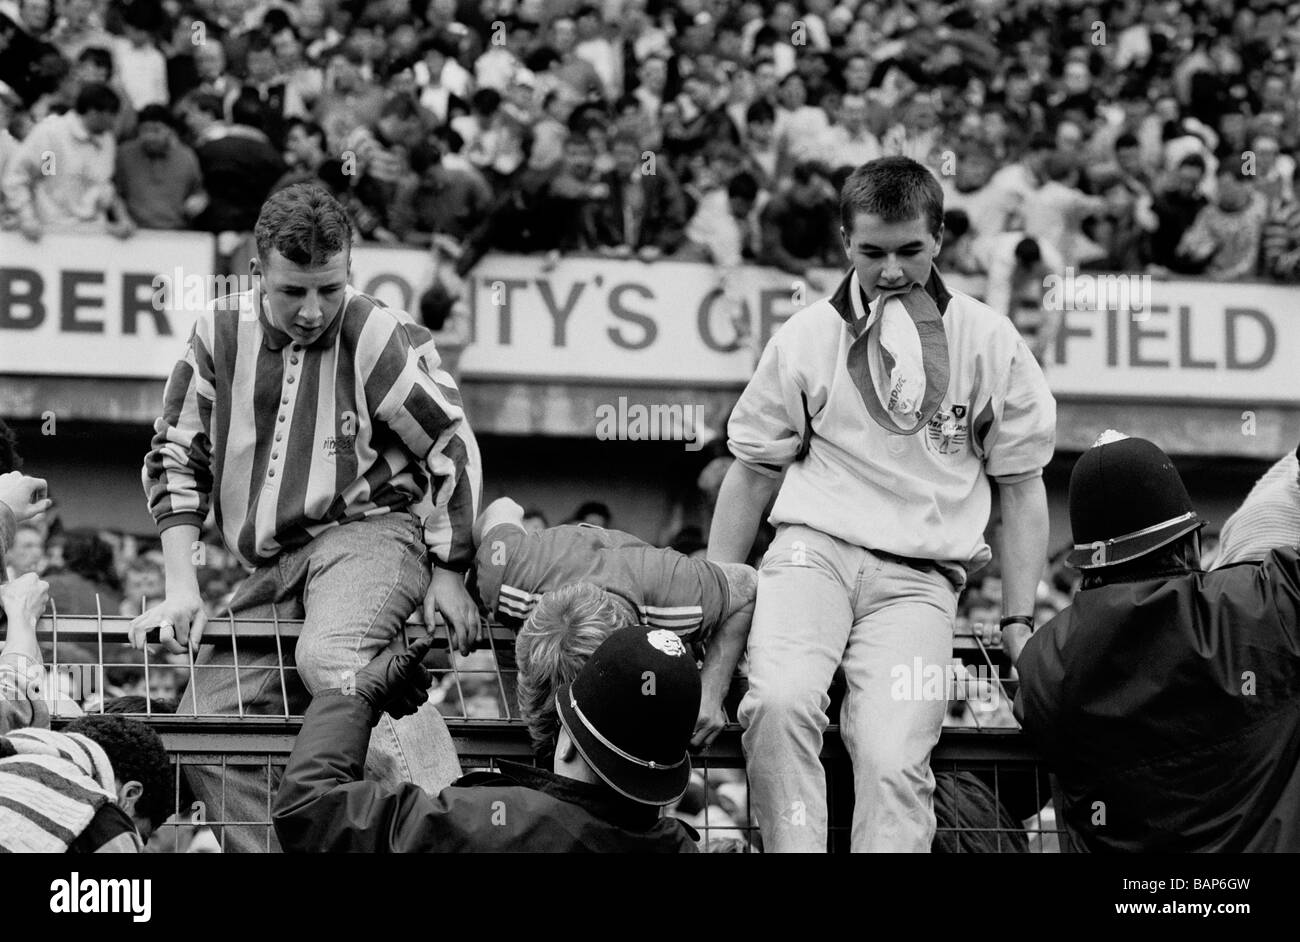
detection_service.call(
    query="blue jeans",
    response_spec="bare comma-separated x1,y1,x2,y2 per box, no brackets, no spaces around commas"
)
180,511,462,852
739,524,959,852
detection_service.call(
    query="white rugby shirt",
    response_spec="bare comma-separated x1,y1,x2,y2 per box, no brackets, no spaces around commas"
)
728,266,1057,573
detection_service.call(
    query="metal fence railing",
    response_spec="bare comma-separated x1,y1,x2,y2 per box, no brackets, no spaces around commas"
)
15,608,1067,852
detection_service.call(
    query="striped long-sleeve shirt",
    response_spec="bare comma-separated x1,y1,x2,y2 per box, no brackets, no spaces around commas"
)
142,286,482,570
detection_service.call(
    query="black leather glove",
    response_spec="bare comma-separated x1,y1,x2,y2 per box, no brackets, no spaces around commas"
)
349,634,436,727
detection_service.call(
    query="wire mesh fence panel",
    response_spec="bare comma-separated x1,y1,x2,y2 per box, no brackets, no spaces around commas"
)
24,609,1063,851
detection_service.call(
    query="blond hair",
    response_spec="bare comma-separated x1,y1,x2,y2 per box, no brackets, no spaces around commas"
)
514,583,636,751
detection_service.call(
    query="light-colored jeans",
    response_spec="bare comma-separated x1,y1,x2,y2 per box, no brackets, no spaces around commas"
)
739,524,959,853
180,512,462,852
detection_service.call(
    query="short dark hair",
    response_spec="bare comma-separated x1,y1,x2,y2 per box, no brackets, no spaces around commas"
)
122,0,165,33
136,104,173,129
433,124,464,153
839,156,944,237
254,184,353,266
571,501,610,523
943,208,970,239
728,171,760,201
746,100,776,125
384,52,421,81
524,46,562,72
1178,152,1208,173
1115,132,1140,151
74,82,120,116
77,46,114,76
1014,237,1042,267
60,529,117,587
409,138,442,175
263,9,294,34
471,87,501,115
792,159,829,185
64,714,174,830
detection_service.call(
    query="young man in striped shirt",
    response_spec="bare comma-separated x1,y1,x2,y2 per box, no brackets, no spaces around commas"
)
471,497,756,751
131,184,483,852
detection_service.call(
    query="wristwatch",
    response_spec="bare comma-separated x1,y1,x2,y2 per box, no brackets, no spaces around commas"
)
999,614,1035,634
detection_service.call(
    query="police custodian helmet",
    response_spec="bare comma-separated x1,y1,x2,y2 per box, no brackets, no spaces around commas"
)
1065,430,1207,571
556,625,701,806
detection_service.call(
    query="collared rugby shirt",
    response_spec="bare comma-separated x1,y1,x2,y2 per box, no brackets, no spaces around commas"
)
143,285,481,570
471,522,730,644
728,266,1056,573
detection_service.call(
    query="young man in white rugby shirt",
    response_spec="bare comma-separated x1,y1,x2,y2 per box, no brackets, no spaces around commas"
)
708,156,1057,852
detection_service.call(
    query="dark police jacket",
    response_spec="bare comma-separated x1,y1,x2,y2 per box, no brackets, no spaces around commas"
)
1014,547,1300,852
273,694,699,853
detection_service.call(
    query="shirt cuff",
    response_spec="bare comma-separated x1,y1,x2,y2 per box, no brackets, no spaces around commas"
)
156,511,206,534
991,468,1043,486
734,457,786,480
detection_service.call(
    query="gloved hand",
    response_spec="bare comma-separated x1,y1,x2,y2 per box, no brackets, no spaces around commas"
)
346,635,437,727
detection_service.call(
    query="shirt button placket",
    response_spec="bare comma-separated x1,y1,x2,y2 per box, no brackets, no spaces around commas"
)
271,344,303,484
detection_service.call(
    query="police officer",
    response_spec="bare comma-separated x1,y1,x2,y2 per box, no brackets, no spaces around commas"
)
273,625,703,852
1011,430,1300,852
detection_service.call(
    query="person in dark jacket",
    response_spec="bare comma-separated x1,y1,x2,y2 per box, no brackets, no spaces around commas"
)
273,625,702,852
758,160,842,278
1010,430,1300,852
41,528,121,615
592,132,688,259
192,92,286,234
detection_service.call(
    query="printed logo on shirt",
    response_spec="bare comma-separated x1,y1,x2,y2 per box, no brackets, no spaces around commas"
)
925,403,969,457
322,435,355,457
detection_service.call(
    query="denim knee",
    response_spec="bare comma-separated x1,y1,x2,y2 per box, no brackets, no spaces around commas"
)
741,679,830,731
293,631,356,693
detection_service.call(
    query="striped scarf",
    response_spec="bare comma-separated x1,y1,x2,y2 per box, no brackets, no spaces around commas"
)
0,727,120,853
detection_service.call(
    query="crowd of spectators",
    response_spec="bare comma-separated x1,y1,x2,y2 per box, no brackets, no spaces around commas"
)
5,0,1300,293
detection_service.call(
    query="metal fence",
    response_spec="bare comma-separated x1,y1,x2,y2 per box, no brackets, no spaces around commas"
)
23,606,1068,852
